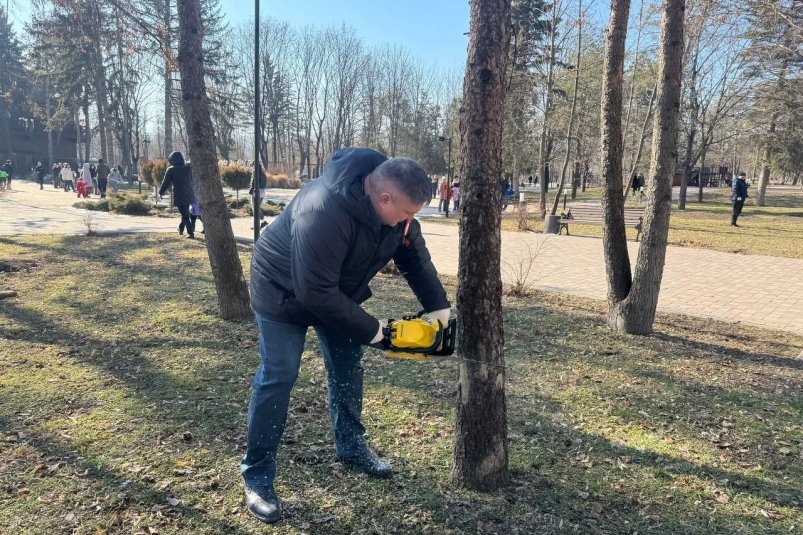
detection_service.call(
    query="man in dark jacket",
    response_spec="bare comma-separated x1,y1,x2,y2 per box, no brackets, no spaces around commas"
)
96,158,111,198
243,147,451,523
731,172,749,227
159,151,196,238
34,161,46,190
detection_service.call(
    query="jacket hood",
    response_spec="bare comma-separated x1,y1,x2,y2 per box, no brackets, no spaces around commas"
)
321,147,387,227
168,151,185,166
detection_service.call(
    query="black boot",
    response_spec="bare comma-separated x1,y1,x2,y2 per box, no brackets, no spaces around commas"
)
336,444,392,479
245,486,282,523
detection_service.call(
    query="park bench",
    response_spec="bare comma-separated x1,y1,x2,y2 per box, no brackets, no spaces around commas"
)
559,204,644,241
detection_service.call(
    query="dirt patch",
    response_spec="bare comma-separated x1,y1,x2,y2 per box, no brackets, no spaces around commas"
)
0,260,38,273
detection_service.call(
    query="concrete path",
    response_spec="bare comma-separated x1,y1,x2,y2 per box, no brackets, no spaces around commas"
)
2,180,801,335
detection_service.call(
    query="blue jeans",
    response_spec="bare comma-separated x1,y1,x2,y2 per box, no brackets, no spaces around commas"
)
241,312,366,492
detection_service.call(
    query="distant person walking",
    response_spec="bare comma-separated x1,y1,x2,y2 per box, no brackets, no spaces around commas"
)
731,172,749,227
52,163,61,188
439,178,452,212
159,151,196,239
76,163,92,198
96,158,110,198
89,163,98,195
60,163,75,192
108,165,123,193
451,182,461,212
2,160,13,190
34,161,46,190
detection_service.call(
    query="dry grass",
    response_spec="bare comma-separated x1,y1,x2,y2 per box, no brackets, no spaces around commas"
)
0,234,800,534
426,185,803,258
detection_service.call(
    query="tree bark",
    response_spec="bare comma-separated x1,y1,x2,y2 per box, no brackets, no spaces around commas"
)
756,110,779,207
599,0,633,321
696,144,707,202
453,0,511,492
164,0,174,157
537,0,559,218
677,38,700,211
623,80,657,201
613,0,685,334
176,0,252,320
551,0,583,217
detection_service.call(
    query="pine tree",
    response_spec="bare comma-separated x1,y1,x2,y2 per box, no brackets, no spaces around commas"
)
0,7,30,157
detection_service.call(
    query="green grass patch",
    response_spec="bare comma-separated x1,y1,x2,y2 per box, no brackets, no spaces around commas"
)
73,199,110,212
0,233,801,533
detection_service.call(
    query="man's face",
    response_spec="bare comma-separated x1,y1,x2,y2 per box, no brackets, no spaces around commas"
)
373,185,423,226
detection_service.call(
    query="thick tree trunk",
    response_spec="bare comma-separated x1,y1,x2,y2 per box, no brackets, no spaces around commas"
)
453,0,511,492
614,0,685,334
599,0,633,322
176,0,252,320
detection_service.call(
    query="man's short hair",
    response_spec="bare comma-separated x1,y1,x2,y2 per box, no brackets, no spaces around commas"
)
738,172,746,177
373,158,433,204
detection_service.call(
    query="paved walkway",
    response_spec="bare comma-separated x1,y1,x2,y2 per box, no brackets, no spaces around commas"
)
2,180,801,335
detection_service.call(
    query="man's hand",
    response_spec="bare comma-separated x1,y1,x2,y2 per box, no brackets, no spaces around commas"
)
736,197,742,201
370,319,387,345
428,308,451,327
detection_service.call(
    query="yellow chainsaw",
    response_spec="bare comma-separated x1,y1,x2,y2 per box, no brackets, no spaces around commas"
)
370,310,457,362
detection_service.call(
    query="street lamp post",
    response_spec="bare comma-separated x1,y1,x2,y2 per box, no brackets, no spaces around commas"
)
253,0,262,243
438,135,452,218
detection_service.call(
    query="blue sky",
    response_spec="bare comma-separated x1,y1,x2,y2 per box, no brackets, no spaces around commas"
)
223,0,471,70
8,0,470,70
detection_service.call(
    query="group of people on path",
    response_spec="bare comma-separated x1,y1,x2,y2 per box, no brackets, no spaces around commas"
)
35,159,123,197
429,176,460,213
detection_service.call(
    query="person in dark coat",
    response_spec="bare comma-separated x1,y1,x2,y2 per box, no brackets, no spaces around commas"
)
243,147,451,523
96,158,110,198
158,151,196,238
731,172,749,227
34,161,46,189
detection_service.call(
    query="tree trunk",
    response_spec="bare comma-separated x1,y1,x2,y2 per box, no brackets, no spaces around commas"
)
176,0,252,321
453,0,511,492
678,126,694,210
0,101,10,158
551,0,583,217
82,101,91,162
623,80,657,201
756,111,779,207
600,0,633,321
46,77,53,165
164,0,174,157
613,0,685,334
537,0,559,218
697,143,707,202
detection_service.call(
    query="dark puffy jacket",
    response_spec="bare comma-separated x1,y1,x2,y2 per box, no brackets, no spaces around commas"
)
159,152,196,206
732,178,748,201
250,147,450,343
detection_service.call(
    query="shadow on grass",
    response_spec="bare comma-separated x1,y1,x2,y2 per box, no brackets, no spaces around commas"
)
2,235,801,534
